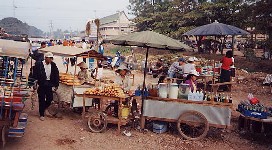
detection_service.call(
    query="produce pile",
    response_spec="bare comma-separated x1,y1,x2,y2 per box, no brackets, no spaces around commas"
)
85,84,126,98
59,73,82,86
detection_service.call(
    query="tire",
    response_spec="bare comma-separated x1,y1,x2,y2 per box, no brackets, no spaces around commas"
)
177,111,209,140
87,111,107,133
48,91,60,116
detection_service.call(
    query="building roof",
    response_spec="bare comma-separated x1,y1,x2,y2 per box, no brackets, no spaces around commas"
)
100,11,125,25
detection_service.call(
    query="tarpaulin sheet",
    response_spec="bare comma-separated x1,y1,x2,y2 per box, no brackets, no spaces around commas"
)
143,99,231,126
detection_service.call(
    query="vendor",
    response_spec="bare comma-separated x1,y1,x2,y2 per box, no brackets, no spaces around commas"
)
110,64,132,117
77,62,91,84
183,57,197,76
185,70,199,92
168,58,186,78
220,50,233,90
115,64,132,92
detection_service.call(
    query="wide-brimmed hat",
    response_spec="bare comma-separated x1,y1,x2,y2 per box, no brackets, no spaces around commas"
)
44,52,54,58
189,70,199,76
188,57,195,62
77,62,88,69
115,64,130,74
188,57,198,62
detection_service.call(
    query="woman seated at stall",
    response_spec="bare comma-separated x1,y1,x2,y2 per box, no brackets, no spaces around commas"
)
77,62,92,84
183,57,198,77
109,64,132,117
185,70,199,92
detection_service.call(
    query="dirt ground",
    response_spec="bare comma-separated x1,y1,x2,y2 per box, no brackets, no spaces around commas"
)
3,50,272,150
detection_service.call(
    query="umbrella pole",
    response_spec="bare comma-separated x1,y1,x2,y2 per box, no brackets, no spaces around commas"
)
231,35,235,53
140,47,149,129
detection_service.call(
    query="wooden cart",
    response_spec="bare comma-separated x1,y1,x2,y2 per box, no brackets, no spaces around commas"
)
81,94,133,134
141,96,232,140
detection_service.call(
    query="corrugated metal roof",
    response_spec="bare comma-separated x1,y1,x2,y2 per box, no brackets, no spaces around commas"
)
100,11,123,25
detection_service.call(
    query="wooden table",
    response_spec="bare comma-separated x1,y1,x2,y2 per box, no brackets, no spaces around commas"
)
82,94,132,133
198,74,219,91
238,114,272,133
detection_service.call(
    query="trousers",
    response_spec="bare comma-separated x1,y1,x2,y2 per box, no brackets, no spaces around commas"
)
38,85,53,117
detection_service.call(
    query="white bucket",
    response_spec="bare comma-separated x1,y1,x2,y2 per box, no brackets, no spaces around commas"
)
169,83,179,99
158,83,168,98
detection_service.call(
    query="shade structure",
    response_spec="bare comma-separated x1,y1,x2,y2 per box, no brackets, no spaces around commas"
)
0,39,31,59
103,30,192,50
183,21,250,36
39,45,90,57
103,30,190,128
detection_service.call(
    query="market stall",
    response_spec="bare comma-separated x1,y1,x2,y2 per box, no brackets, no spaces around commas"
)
237,95,272,134
39,46,106,115
103,31,233,140
0,39,31,147
81,85,133,133
141,96,232,140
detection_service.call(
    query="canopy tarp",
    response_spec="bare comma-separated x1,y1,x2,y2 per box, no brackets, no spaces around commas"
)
183,21,250,36
0,39,31,59
102,30,191,120
77,50,106,60
103,30,192,50
39,45,89,57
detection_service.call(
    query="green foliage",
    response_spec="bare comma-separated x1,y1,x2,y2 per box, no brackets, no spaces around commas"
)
128,0,271,43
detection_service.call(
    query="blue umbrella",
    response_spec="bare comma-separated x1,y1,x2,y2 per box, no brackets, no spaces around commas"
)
183,21,249,36
183,21,250,53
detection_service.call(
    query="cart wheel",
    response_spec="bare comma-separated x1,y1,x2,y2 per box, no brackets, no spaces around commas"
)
88,112,107,133
177,111,209,140
48,91,60,116
1,126,8,148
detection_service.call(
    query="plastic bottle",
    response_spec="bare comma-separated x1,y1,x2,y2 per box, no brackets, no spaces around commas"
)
199,91,204,101
188,89,193,100
229,94,233,103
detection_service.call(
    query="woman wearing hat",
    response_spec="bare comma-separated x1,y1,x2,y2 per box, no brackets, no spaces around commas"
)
185,70,199,92
115,64,132,92
108,64,132,117
183,57,197,77
77,62,91,84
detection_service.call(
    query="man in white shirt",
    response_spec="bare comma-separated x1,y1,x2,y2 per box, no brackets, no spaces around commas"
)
33,52,59,121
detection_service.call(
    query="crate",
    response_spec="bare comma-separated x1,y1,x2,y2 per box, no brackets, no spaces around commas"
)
153,121,168,134
238,106,268,119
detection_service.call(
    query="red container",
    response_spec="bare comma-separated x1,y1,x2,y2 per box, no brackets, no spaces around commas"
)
196,68,202,73
213,68,220,73
1,97,23,103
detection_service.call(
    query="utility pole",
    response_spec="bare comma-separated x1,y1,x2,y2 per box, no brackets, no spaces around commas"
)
13,0,17,18
49,20,53,39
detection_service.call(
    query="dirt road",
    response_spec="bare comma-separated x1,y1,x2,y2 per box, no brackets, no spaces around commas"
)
4,56,272,150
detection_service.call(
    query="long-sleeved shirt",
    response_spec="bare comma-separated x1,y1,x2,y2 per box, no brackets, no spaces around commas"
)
78,69,91,83
185,79,197,93
114,75,131,92
168,62,184,74
183,63,196,74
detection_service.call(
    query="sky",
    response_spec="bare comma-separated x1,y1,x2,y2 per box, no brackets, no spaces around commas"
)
0,0,131,32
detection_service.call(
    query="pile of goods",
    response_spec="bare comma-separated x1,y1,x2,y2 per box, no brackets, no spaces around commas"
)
85,84,126,98
237,93,272,119
59,73,82,86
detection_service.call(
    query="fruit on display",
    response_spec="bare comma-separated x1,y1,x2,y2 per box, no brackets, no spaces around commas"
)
85,84,126,98
59,73,82,86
